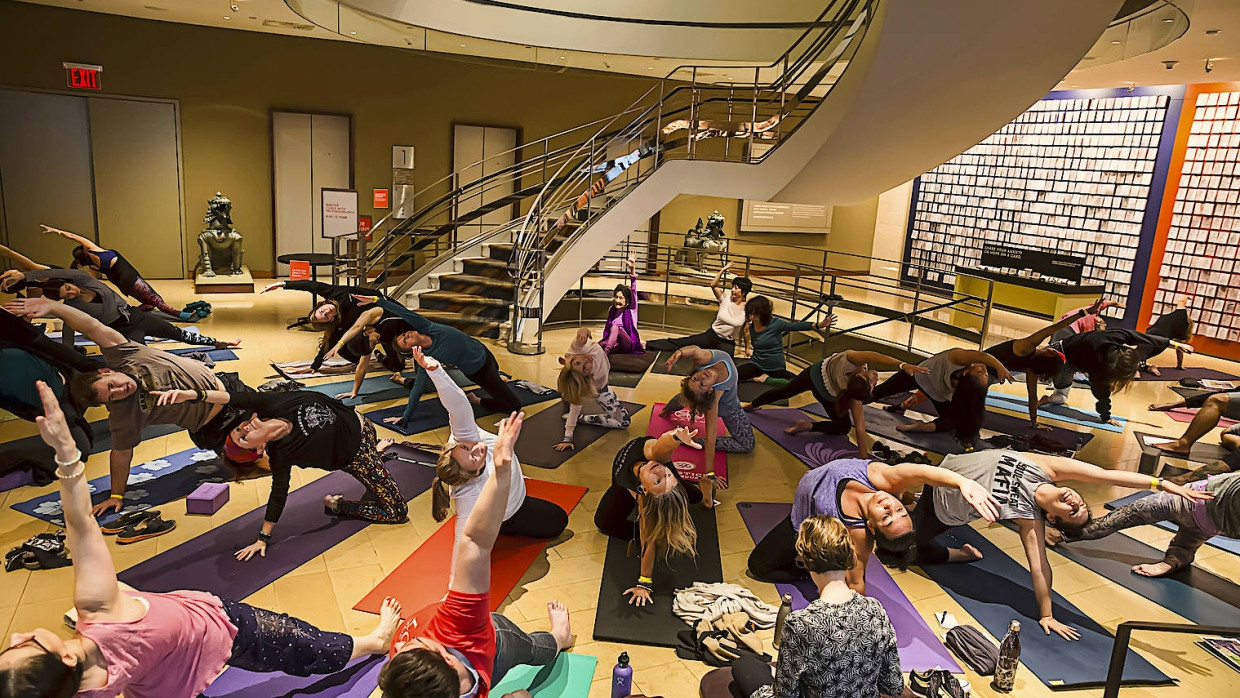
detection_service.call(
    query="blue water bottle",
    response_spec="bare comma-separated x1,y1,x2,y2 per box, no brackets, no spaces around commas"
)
611,651,633,698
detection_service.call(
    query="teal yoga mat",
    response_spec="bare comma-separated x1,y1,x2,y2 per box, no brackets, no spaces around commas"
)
1106,491,1240,556
986,391,1125,433
491,653,598,697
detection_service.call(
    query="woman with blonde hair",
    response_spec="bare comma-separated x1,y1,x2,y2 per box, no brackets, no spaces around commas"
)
416,346,568,540
732,515,908,698
554,327,631,452
595,428,720,606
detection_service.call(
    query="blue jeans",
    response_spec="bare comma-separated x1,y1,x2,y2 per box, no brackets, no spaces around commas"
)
491,612,559,685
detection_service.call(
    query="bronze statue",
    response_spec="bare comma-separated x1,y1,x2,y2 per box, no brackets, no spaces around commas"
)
198,192,244,277
675,210,729,270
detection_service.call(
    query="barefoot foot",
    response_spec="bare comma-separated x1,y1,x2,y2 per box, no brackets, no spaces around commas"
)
1154,441,1193,455
1148,401,1182,412
547,600,575,651
323,494,342,513
1132,561,1178,578
359,596,403,655
784,419,813,435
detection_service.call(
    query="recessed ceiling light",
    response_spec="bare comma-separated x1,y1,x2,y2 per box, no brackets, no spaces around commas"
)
459,43,466,47
559,55,566,60
1162,17,1174,23
1205,29,1221,36
223,16,231,20
647,67,654,70
349,31,356,35
1110,40,1120,44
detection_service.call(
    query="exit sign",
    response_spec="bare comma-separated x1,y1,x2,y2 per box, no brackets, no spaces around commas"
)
63,62,102,91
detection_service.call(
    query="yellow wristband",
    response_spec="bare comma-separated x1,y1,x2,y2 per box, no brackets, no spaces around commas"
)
110,493,124,500
1150,477,1161,491
898,362,906,370
638,575,653,584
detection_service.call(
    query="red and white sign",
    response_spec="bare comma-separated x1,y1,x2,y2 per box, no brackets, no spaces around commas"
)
289,260,310,280
358,215,372,241
373,189,389,209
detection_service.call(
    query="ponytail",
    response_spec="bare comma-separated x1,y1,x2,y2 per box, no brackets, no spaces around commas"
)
431,444,466,522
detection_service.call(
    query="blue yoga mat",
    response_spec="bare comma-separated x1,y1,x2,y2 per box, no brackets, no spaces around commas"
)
46,326,201,346
1107,491,1240,556
118,444,437,599
302,368,494,407
165,346,239,362
919,525,1172,689
366,381,561,437
986,391,1125,433
10,446,226,527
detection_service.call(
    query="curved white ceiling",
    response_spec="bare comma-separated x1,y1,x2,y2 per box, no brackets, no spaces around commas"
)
340,0,827,61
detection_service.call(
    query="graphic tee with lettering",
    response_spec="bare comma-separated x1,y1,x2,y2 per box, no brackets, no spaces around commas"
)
933,450,1053,526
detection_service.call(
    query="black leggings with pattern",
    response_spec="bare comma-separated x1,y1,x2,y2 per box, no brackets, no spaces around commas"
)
221,598,353,676
334,420,408,523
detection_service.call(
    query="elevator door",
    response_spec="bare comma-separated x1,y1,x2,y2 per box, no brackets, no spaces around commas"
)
273,112,351,275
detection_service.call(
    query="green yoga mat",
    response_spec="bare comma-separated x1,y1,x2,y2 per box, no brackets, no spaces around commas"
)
491,653,598,697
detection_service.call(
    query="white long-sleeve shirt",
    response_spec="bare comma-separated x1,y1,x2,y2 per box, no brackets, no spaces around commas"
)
427,365,527,540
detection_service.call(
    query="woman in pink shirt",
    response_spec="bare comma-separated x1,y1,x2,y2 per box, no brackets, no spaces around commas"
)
0,382,403,698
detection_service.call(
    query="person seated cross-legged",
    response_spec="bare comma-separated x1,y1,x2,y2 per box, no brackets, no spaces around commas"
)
379,412,575,698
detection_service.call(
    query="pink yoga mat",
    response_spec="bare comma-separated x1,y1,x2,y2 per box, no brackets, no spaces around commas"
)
1167,407,1238,429
646,402,726,482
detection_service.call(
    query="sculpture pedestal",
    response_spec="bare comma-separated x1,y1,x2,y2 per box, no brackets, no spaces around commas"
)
195,266,254,294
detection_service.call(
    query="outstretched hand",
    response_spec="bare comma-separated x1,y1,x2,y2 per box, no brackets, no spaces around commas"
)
959,479,1000,522
33,381,76,460
1040,616,1081,641
3,296,55,318
624,586,652,607
411,346,440,372
260,282,285,294
493,412,525,468
665,349,683,369
1161,480,1213,504
39,224,68,236
816,314,836,331
672,426,701,449
351,294,377,306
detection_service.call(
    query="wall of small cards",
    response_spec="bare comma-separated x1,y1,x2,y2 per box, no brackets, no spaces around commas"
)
902,85,1184,327
1140,82,1240,359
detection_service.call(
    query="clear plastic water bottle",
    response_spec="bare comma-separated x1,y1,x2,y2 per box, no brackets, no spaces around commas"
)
991,620,1021,692
611,651,633,698
773,593,793,648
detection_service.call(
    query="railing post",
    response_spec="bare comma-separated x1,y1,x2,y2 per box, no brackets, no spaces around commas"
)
978,278,995,349
1102,623,1134,698
750,67,759,161
777,55,788,143
655,80,664,166
791,265,801,326
826,275,838,359
907,269,923,353
688,68,698,159
663,246,672,332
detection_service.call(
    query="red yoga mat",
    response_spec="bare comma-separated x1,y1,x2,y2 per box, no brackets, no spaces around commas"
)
353,478,587,616
646,402,727,482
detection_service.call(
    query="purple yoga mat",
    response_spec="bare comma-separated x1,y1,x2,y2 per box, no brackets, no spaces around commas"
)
1136,366,1240,382
747,407,858,468
118,445,436,598
202,656,382,698
0,467,36,493
737,501,960,672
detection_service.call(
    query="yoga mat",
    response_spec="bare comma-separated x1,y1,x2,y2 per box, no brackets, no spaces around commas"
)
490,652,598,697
11,446,227,526
303,374,416,405
737,501,960,672
867,396,1099,449
1136,431,1230,465
364,380,561,437
593,503,722,648
647,402,726,482
118,444,437,598
985,391,1125,433
747,407,858,469
1106,491,1240,556
737,380,788,405
919,525,1172,689
45,326,198,346
0,467,37,493
165,346,239,362
1046,525,1240,627
1167,407,1238,429
0,419,182,460
650,349,696,376
514,401,646,469
845,405,991,455
202,655,382,698
269,357,376,380
1136,367,1240,382
608,352,657,388
353,479,588,614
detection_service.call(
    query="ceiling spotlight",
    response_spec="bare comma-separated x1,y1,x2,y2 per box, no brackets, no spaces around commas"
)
459,43,466,47
1162,60,1179,70
1162,17,1174,23
1205,29,1221,36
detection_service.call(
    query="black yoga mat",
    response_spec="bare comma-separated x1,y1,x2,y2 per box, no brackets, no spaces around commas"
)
736,380,788,405
0,419,182,461
816,404,990,455
118,444,437,598
593,504,722,647
364,380,560,436
1137,367,1240,382
1050,528,1240,627
650,350,696,376
515,401,646,469
608,352,657,389
919,525,1172,689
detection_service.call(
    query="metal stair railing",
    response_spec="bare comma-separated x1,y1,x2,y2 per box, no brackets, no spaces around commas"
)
507,0,877,353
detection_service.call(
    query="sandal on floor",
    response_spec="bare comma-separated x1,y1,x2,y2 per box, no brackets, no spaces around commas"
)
116,513,177,544
101,509,160,535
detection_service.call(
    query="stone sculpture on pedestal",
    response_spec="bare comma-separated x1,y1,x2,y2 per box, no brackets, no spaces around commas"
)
198,192,244,277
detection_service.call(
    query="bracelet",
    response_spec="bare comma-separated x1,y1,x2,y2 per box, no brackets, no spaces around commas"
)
898,362,906,371
109,493,124,501
638,575,653,584
195,389,206,402
54,449,82,469
1150,477,1162,491
56,462,86,480
257,532,272,543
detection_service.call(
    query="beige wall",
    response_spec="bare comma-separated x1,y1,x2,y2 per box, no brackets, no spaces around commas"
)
0,3,650,275
871,179,914,278
653,193,879,273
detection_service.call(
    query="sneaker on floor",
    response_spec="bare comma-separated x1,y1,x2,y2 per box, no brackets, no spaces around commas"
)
908,669,935,697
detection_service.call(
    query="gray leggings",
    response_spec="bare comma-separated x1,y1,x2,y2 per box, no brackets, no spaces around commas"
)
1065,490,1218,569
491,612,559,685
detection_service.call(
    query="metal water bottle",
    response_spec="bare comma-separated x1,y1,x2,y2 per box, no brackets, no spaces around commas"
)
611,651,633,698
773,593,793,648
991,620,1022,692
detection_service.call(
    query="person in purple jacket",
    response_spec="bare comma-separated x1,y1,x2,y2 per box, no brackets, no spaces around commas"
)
601,255,644,355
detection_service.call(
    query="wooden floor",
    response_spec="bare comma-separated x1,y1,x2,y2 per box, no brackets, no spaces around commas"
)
2,281,1238,697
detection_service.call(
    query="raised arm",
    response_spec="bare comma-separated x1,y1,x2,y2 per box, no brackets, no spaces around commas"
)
1014,299,1106,355
375,296,433,332
947,348,1013,383
3,296,126,349
843,350,930,375
0,244,50,272
325,306,384,359
666,345,713,369
645,427,701,463
415,347,480,443
452,412,522,594
33,382,124,615
846,528,872,594
569,326,591,353
42,224,104,252
1017,518,1079,640
627,257,640,309
701,391,723,476
709,261,733,301
870,462,1000,522
1035,455,1211,504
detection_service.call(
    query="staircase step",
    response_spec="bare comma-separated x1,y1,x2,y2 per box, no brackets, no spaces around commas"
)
437,273,514,299
416,310,502,339
487,243,514,262
461,257,510,280
418,290,512,320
